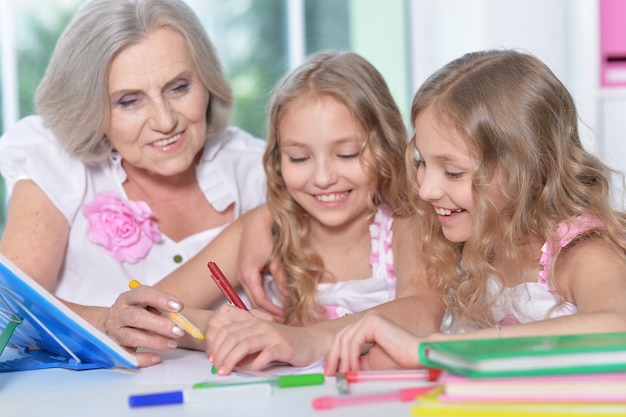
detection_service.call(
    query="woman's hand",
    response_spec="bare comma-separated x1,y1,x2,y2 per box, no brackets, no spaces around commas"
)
323,311,422,375
236,205,287,321
99,285,189,367
206,304,328,375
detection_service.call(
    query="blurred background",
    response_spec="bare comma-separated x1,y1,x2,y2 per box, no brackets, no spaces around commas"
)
1,0,625,235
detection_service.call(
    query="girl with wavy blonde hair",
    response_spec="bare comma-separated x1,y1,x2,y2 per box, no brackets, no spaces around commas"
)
407,49,626,332
262,50,410,326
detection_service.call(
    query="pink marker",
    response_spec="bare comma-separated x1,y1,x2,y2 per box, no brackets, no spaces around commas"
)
312,386,437,410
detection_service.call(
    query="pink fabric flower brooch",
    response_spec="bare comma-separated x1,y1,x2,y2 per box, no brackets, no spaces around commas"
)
83,192,162,263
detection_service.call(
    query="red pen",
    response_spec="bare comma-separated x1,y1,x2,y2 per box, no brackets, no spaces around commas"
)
343,369,443,383
207,261,249,310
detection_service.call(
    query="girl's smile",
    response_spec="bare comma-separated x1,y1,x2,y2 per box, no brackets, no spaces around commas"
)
279,95,376,232
413,108,478,243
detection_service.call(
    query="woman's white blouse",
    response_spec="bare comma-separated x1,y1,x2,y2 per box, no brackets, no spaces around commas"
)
0,115,267,306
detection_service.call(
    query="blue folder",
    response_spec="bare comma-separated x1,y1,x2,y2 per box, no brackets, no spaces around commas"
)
0,254,138,371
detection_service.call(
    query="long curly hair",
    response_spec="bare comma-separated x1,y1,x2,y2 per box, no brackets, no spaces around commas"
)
405,49,626,330
264,51,409,325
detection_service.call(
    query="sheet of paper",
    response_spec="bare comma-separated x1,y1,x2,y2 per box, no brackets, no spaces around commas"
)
130,349,324,385
129,349,214,385
239,358,325,376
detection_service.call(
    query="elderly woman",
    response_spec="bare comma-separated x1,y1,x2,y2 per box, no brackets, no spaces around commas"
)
0,0,266,366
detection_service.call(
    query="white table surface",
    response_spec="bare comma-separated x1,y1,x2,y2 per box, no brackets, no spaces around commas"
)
0,348,433,417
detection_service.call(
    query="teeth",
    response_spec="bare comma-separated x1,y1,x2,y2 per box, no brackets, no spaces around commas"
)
316,192,348,203
153,133,180,147
435,207,462,216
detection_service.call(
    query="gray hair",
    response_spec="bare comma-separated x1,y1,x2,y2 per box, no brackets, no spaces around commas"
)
35,0,233,163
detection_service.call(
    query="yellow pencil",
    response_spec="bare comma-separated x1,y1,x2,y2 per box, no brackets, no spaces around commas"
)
128,279,205,340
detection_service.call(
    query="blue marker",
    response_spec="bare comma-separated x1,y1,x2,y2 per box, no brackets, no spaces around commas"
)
128,382,272,407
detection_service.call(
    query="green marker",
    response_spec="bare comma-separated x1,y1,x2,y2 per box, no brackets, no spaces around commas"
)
194,372,325,389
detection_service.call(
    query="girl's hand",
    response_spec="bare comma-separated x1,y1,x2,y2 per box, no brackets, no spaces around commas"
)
206,304,327,375
323,311,422,375
236,205,287,322
100,285,187,367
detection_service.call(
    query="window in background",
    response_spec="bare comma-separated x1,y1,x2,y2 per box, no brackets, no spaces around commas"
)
189,0,292,139
0,0,410,236
186,0,355,138
1,0,82,236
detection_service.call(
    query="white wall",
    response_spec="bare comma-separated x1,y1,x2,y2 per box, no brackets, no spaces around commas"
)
407,0,603,154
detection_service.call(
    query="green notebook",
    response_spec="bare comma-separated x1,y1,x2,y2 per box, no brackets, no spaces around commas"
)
418,332,626,378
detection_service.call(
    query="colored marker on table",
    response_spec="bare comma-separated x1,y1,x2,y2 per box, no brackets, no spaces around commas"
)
194,372,325,389
343,369,442,383
128,279,205,340
336,369,442,394
312,386,438,410
128,383,272,407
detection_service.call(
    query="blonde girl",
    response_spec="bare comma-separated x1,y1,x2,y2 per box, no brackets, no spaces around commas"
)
202,50,433,375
